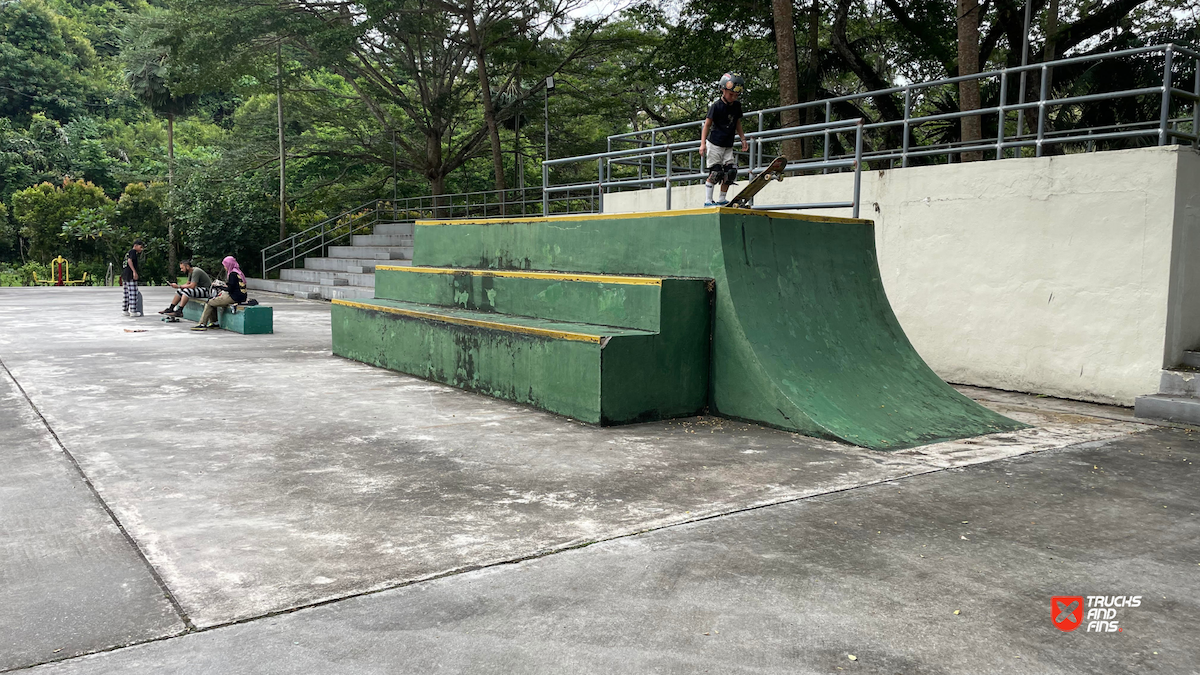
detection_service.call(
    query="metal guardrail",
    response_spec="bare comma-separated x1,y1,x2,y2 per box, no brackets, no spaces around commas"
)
261,186,600,275
263,44,1198,273
554,43,1198,210
543,118,866,217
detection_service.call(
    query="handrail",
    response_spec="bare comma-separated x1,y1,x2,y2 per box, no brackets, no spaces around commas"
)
543,43,1197,206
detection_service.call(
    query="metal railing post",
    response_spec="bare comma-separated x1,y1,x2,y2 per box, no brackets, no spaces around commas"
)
542,163,549,215
1159,46,1174,146
665,145,672,211
996,71,1008,159
853,120,863,219
1194,57,1200,147
262,251,266,277
823,101,832,173
649,131,656,180
598,158,604,213
1036,65,1049,157
901,86,911,168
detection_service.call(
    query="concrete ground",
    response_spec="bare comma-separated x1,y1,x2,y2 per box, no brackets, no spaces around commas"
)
1,286,1197,674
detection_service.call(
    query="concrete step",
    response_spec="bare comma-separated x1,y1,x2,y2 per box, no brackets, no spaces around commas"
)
247,278,375,301
373,222,415,236
352,234,414,247
1159,369,1200,397
1134,394,1200,425
303,258,386,273
327,245,413,260
1180,351,1200,369
281,268,377,287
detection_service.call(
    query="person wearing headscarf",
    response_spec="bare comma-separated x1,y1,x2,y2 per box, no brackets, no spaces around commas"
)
192,256,249,331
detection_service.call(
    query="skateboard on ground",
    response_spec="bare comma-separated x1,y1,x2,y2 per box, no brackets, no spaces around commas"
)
728,155,788,208
161,315,180,323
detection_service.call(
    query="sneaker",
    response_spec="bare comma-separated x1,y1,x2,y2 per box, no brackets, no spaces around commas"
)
167,309,183,318
123,309,130,316
190,324,207,331
158,306,175,315
130,312,143,318
716,199,729,206
704,201,717,207
205,321,220,329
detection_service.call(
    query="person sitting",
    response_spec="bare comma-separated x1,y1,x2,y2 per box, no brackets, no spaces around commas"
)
192,256,249,331
160,260,213,317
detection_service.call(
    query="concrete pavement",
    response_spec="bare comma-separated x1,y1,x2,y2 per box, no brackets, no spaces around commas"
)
1,286,1196,673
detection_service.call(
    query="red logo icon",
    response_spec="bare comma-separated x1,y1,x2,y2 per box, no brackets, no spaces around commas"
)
1052,596,1084,631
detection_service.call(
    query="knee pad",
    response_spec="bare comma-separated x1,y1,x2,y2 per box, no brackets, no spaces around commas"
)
706,165,723,184
722,164,738,184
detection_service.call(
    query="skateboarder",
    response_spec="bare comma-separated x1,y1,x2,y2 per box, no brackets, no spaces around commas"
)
699,73,749,206
121,240,144,317
160,260,214,318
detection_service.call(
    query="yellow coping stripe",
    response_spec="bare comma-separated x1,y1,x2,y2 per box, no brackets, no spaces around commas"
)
332,299,603,344
372,266,661,286
415,206,869,227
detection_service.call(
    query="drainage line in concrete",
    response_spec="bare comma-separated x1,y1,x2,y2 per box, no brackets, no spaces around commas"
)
0,358,197,633
0,396,1139,672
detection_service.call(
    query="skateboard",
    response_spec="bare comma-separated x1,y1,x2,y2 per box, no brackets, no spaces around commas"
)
161,315,180,323
728,155,788,208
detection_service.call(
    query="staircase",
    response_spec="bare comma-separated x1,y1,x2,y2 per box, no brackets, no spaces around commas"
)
1135,351,1200,425
251,220,413,301
332,264,713,425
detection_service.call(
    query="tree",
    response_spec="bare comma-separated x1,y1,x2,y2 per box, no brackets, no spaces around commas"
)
121,12,198,271
11,178,112,261
0,0,98,125
958,0,983,161
771,0,802,158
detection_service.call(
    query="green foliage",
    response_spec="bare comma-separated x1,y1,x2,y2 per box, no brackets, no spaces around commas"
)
175,170,278,278
11,178,113,261
0,0,99,124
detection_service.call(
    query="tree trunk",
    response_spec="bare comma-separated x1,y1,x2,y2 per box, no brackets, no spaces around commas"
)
957,0,983,162
803,0,821,158
1044,0,1060,90
772,0,802,159
277,43,287,242
167,113,177,272
464,3,507,204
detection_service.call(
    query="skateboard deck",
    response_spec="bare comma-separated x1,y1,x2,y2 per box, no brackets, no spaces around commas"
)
728,155,787,207
161,315,180,323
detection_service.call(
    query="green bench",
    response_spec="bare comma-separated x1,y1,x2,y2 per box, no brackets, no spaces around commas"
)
180,299,273,334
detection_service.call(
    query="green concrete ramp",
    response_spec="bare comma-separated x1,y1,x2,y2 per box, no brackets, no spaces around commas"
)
409,208,1025,449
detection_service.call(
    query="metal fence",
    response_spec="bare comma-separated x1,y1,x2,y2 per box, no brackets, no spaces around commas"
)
544,43,1198,208
263,44,1198,275
261,186,601,276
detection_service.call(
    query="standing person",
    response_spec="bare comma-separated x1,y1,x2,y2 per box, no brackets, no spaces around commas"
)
698,73,749,206
121,239,145,316
192,256,248,331
160,260,213,318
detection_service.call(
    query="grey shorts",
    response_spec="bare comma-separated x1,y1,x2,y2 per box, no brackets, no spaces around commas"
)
706,142,736,168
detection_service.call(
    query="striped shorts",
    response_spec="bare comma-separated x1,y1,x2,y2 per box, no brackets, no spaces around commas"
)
179,287,217,299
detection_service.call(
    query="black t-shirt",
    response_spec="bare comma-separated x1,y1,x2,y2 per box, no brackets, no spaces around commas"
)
121,248,140,282
706,98,744,147
227,271,248,303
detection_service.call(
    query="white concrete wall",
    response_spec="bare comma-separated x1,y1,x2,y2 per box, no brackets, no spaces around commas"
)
605,145,1200,406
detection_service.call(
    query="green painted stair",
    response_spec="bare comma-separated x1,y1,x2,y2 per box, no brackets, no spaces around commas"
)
331,269,712,425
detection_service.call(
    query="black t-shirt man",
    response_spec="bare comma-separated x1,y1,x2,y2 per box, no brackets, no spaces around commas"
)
705,98,744,148
121,245,142,283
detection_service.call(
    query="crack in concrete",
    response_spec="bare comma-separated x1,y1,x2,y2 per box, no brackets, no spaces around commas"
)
0,357,197,637
0,416,1142,673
